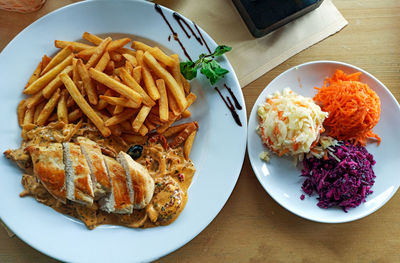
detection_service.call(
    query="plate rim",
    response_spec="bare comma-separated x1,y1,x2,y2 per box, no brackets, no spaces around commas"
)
247,60,400,224
0,1,248,262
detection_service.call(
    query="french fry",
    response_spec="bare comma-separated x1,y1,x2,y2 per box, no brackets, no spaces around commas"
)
181,109,191,118
109,51,122,62
144,119,157,131
89,68,143,105
131,41,152,52
156,117,177,134
26,91,44,109
76,47,95,60
96,89,114,110
167,90,181,116
181,74,191,94
107,38,131,52
86,37,112,69
170,122,198,148
150,47,175,67
132,105,152,132
122,134,148,145
66,94,75,108
60,73,111,137
33,101,46,124
82,32,103,45
68,109,83,123
156,79,168,122
23,106,35,126
147,112,163,126
186,92,197,108
105,60,115,74
113,104,124,115
57,89,69,124
99,95,140,108
144,51,187,110
95,51,110,72
105,108,137,126
122,53,137,67
24,53,73,95
17,100,27,127
42,65,73,99
132,66,142,83
184,130,196,160
124,60,134,75
163,123,191,138
116,47,136,56
138,124,148,136
77,59,97,105
136,50,160,100
55,40,93,52
119,68,155,107
24,62,42,89
41,55,52,71
41,45,73,75
72,58,80,84
170,54,184,91
36,88,61,126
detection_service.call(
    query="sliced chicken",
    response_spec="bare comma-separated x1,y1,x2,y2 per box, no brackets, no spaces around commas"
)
77,137,111,199
100,156,133,214
117,151,154,209
25,144,67,203
63,142,94,205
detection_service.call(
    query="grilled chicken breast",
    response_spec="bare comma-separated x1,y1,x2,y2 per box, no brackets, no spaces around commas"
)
100,156,133,214
25,144,67,203
77,137,111,199
117,152,154,209
63,142,94,205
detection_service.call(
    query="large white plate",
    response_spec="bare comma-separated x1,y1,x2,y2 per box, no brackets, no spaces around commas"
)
0,1,247,262
248,61,400,223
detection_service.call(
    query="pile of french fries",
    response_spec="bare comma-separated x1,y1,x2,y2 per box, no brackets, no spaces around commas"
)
18,32,198,159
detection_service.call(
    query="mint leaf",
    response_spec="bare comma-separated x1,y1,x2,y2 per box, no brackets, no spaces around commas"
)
179,45,232,85
200,60,229,85
213,45,232,57
180,61,198,80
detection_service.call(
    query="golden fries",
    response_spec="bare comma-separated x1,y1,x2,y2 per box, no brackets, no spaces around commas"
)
24,53,73,95
143,51,187,111
60,73,111,137
156,79,168,122
89,68,142,105
17,33,199,155
41,45,73,75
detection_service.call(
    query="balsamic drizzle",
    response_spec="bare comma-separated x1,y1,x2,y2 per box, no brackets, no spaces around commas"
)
215,87,242,127
193,23,212,54
224,84,242,110
173,12,203,45
154,4,192,61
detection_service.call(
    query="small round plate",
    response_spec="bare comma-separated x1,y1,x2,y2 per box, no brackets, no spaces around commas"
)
247,61,400,223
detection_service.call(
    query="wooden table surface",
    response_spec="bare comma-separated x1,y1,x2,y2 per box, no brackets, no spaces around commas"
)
1,1,399,262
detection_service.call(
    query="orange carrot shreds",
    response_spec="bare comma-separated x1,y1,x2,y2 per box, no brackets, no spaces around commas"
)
313,69,381,146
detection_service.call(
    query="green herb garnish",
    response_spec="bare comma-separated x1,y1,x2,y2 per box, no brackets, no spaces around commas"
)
180,45,232,85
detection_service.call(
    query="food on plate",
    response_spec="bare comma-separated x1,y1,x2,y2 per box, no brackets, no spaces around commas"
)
300,142,376,212
257,88,327,160
5,32,200,229
17,32,197,139
313,69,381,146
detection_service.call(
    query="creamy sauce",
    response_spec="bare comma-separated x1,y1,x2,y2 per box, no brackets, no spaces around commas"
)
10,122,195,229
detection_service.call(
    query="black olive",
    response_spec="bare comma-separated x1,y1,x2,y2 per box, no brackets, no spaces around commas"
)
127,145,143,160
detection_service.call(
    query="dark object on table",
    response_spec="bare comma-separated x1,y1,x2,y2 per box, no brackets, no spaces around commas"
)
232,0,324,38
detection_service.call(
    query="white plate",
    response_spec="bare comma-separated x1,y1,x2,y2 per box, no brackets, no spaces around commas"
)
0,1,247,262
248,61,400,223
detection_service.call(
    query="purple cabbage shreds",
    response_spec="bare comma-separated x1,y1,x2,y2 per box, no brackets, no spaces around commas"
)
300,141,376,212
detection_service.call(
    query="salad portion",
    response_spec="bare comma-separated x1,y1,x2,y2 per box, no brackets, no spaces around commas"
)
257,70,381,212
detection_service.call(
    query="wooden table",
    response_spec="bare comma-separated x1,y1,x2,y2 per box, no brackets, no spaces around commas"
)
1,1,399,262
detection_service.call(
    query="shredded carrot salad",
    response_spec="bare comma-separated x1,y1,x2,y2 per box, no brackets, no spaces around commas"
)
313,70,381,146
